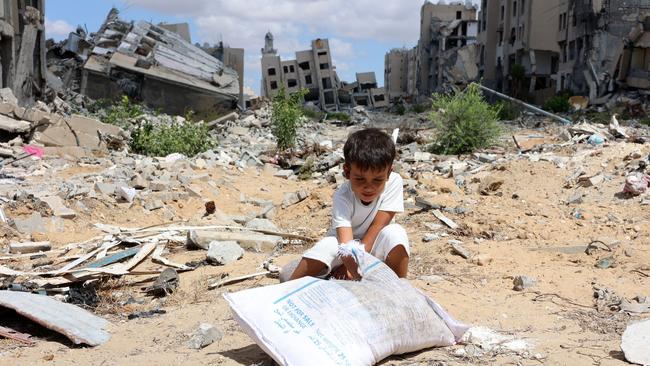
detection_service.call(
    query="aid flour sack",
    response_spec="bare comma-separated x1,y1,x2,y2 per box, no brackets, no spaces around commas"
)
224,255,468,366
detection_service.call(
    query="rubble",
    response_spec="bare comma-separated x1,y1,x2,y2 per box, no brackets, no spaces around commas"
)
187,323,223,349
207,241,244,265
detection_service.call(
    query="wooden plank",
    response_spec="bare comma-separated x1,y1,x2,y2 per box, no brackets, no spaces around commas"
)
0,325,36,345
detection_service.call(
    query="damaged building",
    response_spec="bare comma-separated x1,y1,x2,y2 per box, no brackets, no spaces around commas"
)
384,2,479,102
261,33,341,111
478,0,561,104
78,9,240,116
0,0,47,106
339,72,388,108
556,0,650,100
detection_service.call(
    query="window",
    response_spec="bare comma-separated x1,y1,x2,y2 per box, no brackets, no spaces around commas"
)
320,63,329,70
500,6,504,20
305,75,312,84
521,0,525,14
270,81,278,90
322,77,332,89
456,11,462,19
572,12,577,26
374,94,385,102
318,51,327,56
283,66,289,73
287,79,297,87
289,65,295,73
559,14,563,30
299,61,310,70
513,1,517,16
268,67,276,76
569,40,576,61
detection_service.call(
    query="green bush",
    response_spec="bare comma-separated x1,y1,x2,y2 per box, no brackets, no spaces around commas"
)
130,121,216,157
411,103,429,114
301,107,323,120
100,95,144,128
640,117,650,127
272,87,307,151
325,111,351,123
543,94,571,113
428,83,502,155
394,104,406,115
495,100,521,120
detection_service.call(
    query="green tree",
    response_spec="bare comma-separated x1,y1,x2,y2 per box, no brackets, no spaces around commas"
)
271,87,307,151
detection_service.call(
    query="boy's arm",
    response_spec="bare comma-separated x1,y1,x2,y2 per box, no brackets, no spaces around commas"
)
360,210,395,252
336,226,354,244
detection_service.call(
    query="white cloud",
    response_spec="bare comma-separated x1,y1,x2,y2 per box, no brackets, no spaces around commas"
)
45,18,75,40
329,38,355,60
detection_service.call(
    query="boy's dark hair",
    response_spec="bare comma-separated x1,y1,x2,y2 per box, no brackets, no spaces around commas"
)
343,128,396,171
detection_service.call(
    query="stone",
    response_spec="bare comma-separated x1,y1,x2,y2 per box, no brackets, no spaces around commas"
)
274,170,294,179
144,200,165,211
259,204,277,220
513,276,536,291
0,102,17,116
40,196,76,219
621,319,650,365
567,192,583,205
422,233,441,242
9,241,51,254
479,175,504,195
187,230,281,252
230,126,249,136
450,241,471,259
207,241,244,265
115,186,136,203
476,153,497,163
130,174,149,189
186,184,203,198
95,182,117,195
0,88,18,105
13,212,46,234
0,114,31,133
186,323,223,350
191,158,207,170
150,180,170,192
472,254,493,266
245,218,278,232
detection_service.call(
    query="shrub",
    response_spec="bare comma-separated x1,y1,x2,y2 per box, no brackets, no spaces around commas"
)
100,95,144,128
495,100,521,120
428,83,502,155
301,107,323,120
411,103,429,114
130,121,216,157
394,104,406,115
325,111,351,123
543,94,571,113
271,87,307,151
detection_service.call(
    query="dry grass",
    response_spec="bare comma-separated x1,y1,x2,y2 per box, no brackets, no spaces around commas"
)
167,269,213,307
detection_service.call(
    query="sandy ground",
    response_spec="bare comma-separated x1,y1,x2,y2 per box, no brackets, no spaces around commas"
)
1,130,649,366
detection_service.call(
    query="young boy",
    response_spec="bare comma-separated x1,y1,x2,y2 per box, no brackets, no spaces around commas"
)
286,128,409,281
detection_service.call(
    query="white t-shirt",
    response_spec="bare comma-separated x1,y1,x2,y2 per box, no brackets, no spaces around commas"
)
329,172,404,239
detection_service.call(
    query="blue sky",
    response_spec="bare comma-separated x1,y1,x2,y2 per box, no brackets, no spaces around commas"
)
45,0,478,95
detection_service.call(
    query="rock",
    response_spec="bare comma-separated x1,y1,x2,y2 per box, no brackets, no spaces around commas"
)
274,170,294,179
472,254,493,266
566,192,583,205
0,88,18,105
0,114,31,133
207,241,244,265
245,218,278,232
476,153,497,163
621,319,650,365
13,212,46,234
130,174,149,189
259,204,276,220
191,158,207,170
479,175,504,195
115,186,136,203
9,241,51,254
282,189,308,208
144,200,165,211
422,233,440,242
150,180,170,192
450,241,471,259
186,323,223,350
419,275,444,284
513,276,536,291
187,230,281,252
40,196,76,219
95,182,117,195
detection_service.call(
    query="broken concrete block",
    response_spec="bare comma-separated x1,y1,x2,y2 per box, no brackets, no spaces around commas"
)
149,180,170,192
245,218,278,232
94,182,117,195
40,196,76,219
274,170,294,179
513,276,536,291
621,319,650,365
187,230,280,252
449,241,471,259
22,108,51,125
12,212,46,234
191,158,207,170
0,88,18,105
187,323,223,350
144,200,165,211
259,204,276,220
115,186,136,203
207,241,244,265
0,114,31,133
9,241,51,254
579,173,604,187
186,184,203,198
0,102,16,116
130,174,149,189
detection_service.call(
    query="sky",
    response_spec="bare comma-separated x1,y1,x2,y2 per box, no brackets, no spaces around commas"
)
45,0,478,96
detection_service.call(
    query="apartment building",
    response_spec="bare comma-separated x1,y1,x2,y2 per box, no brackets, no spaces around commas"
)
0,0,47,105
384,47,417,102
261,33,341,111
477,0,561,103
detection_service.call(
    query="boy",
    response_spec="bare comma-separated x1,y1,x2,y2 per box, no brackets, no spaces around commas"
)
286,128,409,281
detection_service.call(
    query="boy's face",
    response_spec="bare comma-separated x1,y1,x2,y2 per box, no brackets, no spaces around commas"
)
344,163,391,203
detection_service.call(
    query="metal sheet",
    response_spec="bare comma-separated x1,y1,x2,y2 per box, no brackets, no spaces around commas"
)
0,291,110,346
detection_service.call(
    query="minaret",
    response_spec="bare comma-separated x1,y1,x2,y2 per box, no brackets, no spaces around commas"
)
261,31,277,55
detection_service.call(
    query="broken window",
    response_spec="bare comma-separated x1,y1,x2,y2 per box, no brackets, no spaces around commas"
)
513,1,517,17
324,91,335,104
289,65,295,73
374,94,385,102
322,77,332,89
270,81,278,90
283,66,289,74
287,79,297,88
569,40,576,61
305,75,312,84
456,11,462,19
572,12,577,27
320,63,329,70
500,6,505,20
559,13,563,31
521,0,525,14
299,61,310,70
318,51,327,56
268,67,276,76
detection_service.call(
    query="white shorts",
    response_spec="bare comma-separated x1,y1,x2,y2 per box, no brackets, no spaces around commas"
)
302,224,410,276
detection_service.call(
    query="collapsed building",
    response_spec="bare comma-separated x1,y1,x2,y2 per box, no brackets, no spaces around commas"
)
0,0,47,106
556,0,650,101
384,2,479,103
260,33,388,111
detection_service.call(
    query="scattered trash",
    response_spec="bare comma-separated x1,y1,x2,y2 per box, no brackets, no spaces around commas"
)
127,309,166,320
186,323,223,349
513,276,536,291
623,172,650,196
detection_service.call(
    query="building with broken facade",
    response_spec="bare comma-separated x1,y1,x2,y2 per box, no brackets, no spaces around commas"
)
384,2,479,102
78,9,240,116
0,0,46,106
